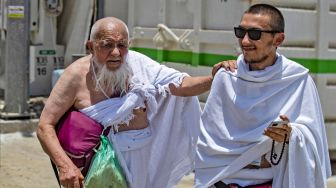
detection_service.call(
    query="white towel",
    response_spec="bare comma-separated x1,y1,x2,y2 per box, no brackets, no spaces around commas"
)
81,50,201,188
195,54,331,188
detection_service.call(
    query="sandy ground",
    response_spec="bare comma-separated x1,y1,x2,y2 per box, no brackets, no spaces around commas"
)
0,132,193,188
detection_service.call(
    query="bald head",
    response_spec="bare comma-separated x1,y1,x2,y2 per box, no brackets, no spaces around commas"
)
89,17,129,41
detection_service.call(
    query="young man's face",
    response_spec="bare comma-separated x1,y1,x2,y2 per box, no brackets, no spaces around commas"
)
237,13,283,70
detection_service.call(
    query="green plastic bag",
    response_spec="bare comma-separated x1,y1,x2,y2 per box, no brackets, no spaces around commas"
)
84,135,128,188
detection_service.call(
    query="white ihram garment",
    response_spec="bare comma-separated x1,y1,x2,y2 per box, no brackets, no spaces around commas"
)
195,54,331,188
81,51,201,188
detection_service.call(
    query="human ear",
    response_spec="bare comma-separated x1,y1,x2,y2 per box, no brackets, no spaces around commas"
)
128,39,132,48
274,33,285,47
86,41,94,54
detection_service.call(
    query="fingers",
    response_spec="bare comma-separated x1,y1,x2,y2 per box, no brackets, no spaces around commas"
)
264,129,286,142
280,115,289,122
264,125,291,142
211,63,222,77
73,178,81,188
59,166,84,188
279,114,292,136
63,178,80,188
60,179,80,188
227,60,237,72
220,60,237,72
264,115,292,143
212,60,237,77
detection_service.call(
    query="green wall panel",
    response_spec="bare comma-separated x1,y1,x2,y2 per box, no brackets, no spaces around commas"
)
131,47,336,73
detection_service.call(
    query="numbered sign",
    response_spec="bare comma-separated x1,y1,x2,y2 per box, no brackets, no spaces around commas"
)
29,45,64,96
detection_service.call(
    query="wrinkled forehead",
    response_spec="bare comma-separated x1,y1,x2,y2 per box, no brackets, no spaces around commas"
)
96,22,129,41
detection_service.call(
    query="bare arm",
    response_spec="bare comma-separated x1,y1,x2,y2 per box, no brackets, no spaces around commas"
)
36,65,84,188
168,60,237,96
169,75,213,96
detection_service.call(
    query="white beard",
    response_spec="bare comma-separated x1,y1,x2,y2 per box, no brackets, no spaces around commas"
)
92,57,132,97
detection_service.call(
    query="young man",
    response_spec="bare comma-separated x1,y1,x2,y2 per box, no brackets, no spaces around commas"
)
195,4,331,188
37,17,216,188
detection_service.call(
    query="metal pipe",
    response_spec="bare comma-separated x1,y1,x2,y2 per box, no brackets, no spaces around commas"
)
157,24,179,42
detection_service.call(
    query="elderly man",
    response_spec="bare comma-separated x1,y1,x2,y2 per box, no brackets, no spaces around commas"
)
37,17,216,188
195,4,331,188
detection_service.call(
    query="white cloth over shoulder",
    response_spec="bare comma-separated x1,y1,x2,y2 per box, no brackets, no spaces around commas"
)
81,50,201,188
195,54,331,188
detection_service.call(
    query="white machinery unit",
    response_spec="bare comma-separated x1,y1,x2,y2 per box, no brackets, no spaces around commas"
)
0,0,65,96
29,0,64,96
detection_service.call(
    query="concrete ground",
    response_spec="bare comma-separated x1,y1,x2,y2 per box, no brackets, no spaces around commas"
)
1,131,336,188
0,131,194,188
0,132,59,188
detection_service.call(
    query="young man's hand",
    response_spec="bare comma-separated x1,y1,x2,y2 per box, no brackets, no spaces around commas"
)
264,115,292,143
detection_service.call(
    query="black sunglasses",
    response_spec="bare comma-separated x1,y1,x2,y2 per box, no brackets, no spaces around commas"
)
234,27,281,40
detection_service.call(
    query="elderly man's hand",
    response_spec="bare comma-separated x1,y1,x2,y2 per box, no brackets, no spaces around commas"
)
59,164,84,188
264,115,292,143
212,60,237,77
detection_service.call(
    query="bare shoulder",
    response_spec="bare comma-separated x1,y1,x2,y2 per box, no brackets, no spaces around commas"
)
64,55,91,78
54,55,90,92
39,55,91,125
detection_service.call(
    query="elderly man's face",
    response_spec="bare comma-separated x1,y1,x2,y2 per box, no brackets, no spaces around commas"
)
92,24,129,71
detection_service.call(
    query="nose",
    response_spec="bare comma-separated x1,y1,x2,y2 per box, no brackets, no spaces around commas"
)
241,33,251,45
110,46,120,56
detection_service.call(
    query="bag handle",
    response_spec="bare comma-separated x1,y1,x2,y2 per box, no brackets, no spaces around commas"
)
50,160,61,187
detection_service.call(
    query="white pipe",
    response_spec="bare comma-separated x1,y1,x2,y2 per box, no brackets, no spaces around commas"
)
157,24,179,42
